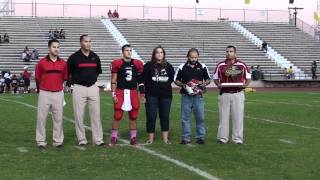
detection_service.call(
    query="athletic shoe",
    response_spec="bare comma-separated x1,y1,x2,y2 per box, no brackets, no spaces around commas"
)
130,137,138,146
163,140,171,145
146,140,153,145
217,140,227,144
38,145,46,150
97,142,105,147
55,144,64,148
196,138,205,145
180,139,191,145
108,137,117,147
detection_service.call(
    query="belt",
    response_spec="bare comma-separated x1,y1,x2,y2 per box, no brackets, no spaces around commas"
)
75,83,95,87
221,90,243,94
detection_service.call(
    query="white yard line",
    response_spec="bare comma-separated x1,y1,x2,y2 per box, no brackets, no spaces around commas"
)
171,103,320,132
246,100,318,107
279,139,296,145
0,97,220,180
17,147,29,153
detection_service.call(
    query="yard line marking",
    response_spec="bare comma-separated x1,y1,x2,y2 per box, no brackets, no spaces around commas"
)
0,97,220,180
17,147,29,153
279,139,296,145
246,100,318,107
74,146,86,151
186,105,320,131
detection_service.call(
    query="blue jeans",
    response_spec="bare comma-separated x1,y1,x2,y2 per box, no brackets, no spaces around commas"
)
181,94,206,141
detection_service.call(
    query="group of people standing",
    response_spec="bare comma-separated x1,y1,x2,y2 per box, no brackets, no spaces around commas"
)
35,35,251,149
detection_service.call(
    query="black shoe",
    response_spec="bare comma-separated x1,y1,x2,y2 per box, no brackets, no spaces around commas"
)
79,143,87,147
180,139,191,145
38,145,46,150
56,144,64,148
196,138,205,145
235,142,243,145
97,142,105,147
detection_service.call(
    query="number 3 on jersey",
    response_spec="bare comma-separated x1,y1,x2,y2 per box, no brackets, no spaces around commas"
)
125,69,132,81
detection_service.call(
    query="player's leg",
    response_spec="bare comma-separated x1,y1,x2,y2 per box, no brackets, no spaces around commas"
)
36,90,51,148
109,89,124,146
158,97,172,144
128,90,140,145
193,95,206,144
87,85,104,146
72,85,88,145
231,92,245,144
50,91,64,147
181,94,193,144
217,93,231,143
145,96,159,144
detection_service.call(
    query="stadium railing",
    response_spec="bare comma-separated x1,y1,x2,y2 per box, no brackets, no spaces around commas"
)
0,1,289,23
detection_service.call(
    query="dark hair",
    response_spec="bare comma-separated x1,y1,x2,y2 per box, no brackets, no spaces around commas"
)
226,45,237,52
187,48,199,57
48,39,60,47
121,44,131,52
80,34,89,42
151,46,167,67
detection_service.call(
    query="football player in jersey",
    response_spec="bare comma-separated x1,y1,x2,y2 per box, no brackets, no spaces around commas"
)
109,44,145,146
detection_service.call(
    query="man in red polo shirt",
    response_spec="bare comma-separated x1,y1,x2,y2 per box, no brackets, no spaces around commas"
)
213,45,251,145
35,39,68,149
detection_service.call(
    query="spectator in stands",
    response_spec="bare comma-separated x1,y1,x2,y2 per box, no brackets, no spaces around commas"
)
0,74,4,93
49,29,54,39
11,74,19,94
0,34,2,43
112,10,119,18
22,66,31,93
107,10,113,18
311,61,317,80
54,28,59,39
261,41,268,52
287,66,294,79
31,48,39,60
256,65,264,80
283,68,288,79
3,33,9,43
22,46,31,62
59,29,65,39
4,71,11,93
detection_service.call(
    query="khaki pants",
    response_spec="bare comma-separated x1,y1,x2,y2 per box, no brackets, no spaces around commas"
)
217,91,245,143
36,90,64,147
72,84,104,145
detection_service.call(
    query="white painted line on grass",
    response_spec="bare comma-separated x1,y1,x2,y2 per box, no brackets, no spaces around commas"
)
0,97,220,180
74,146,86,151
17,147,29,153
279,139,296,145
247,100,318,107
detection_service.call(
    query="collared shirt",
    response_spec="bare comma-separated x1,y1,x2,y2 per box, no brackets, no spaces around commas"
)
35,55,68,91
174,62,211,95
213,58,251,92
67,49,102,86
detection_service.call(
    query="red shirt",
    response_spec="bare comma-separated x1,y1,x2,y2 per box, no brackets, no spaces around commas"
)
22,71,31,79
35,55,68,91
213,59,251,92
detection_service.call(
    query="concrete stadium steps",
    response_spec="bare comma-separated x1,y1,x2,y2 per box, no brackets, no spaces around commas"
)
240,22,320,76
112,19,284,78
0,17,121,81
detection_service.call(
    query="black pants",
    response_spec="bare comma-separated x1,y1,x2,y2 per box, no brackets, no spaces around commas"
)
145,96,172,133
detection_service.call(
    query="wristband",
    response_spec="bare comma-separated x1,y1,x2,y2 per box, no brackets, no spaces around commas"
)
112,91,116,97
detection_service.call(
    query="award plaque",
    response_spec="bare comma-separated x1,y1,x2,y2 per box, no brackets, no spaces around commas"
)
221,65,245,87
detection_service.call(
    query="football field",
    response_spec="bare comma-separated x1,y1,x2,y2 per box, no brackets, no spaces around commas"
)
0,91,319,180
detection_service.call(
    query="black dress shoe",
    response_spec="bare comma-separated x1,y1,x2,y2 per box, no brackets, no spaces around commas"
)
38,145,46,150
196,138,206,145
97,142,105,147
56,144,64,148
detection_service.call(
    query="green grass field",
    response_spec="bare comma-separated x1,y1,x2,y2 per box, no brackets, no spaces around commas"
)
0,91,319,180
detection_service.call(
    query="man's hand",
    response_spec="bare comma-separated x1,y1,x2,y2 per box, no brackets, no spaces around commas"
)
113,96,118,104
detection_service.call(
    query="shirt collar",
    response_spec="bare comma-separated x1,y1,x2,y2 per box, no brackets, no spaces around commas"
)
224,58,238,65
46,54,61,62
